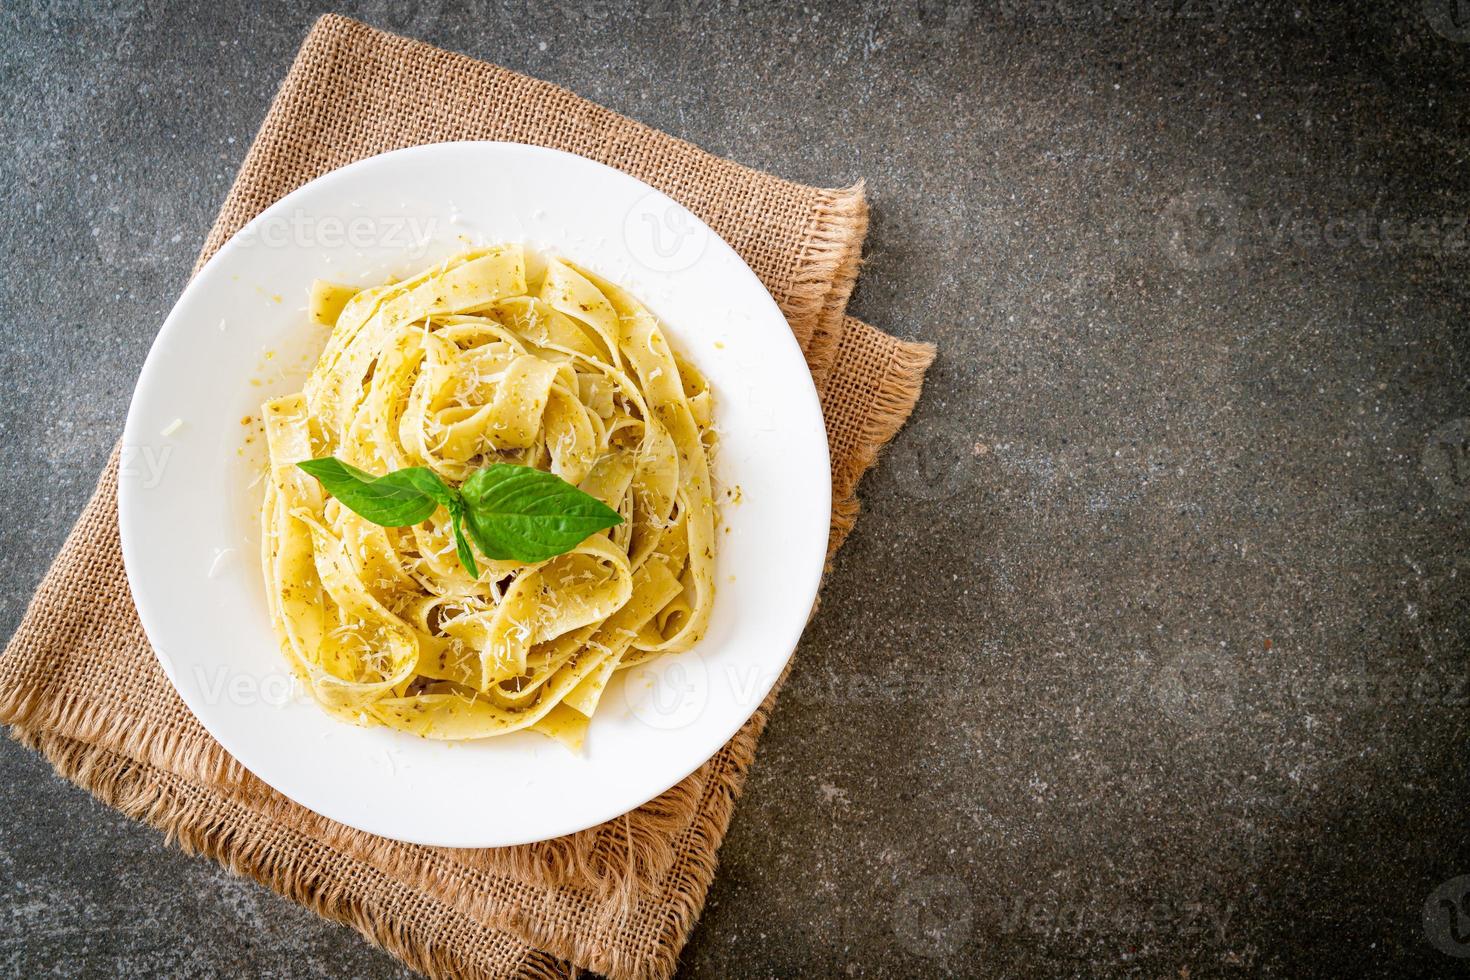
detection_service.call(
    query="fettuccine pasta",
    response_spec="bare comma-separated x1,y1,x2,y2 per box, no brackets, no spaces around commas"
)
259,246,717,749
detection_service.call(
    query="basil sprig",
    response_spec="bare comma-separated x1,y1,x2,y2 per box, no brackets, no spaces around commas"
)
296,457,623,577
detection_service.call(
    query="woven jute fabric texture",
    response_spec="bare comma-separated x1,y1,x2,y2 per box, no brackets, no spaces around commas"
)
0,15,935,980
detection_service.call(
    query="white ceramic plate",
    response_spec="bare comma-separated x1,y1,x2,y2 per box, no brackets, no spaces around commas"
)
118,142,829,847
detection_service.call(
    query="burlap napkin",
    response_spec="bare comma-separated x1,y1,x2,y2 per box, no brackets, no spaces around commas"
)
0,15,934,979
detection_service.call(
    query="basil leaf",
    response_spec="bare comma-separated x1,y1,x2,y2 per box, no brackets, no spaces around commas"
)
295,457,616,572
381,467,458,507
296,458,447,527
447,498,480,580
459,463,624,563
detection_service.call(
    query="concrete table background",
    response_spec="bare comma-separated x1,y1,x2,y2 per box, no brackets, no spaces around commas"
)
2,1,1468,976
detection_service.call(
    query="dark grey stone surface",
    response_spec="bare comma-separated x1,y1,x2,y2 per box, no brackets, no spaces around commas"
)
2,1,1468,976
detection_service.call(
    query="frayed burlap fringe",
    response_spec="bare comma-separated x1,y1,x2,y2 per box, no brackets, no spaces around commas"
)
824,324,938,554
0,15,937,980
788,181,869,359
1,683,251,795
800,189,871,392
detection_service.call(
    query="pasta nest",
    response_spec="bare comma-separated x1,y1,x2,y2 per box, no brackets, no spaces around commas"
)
260,246,717,748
